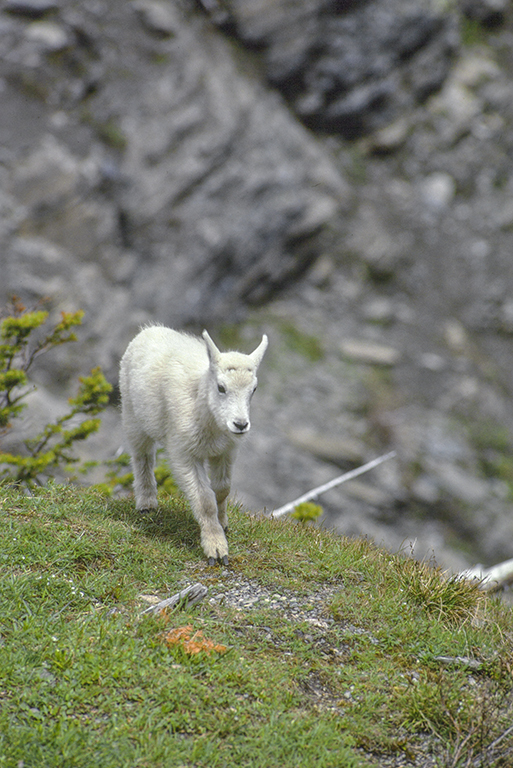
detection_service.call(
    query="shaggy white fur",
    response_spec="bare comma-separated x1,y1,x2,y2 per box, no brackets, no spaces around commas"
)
119,326,267,564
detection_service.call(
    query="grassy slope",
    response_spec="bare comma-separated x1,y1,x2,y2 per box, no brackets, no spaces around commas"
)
0,483,512,768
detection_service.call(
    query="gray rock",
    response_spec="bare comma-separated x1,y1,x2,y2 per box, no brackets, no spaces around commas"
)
341,480,393,508
360,297,396,325
426,461,490,506
499,300,513,334
410,474,441,505
10,134,83,207
4,0,57,18
5,236,76,300
366,118,411,154
345,202,413,279
24,21,69,52
227,0,458,138
418,353,447,372
340,339,401,366
8,136,118,263
1,0,349,382
460,0,507,27
132,0,178,37
116,11,349,324
420,172,456,210
287,426,366,466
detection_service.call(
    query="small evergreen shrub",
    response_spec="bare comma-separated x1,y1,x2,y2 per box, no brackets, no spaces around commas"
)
0,297,112,487
93,448,178,499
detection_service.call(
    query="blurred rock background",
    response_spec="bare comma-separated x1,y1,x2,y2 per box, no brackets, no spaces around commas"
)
2,0,513,572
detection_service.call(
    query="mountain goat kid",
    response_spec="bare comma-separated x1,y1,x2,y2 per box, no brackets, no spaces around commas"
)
119,326,268,565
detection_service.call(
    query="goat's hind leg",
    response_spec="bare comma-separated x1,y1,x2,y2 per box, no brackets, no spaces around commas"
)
130,433,158,513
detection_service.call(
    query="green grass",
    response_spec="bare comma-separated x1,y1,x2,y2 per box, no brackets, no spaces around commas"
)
279,322,324,362
1,483,512,767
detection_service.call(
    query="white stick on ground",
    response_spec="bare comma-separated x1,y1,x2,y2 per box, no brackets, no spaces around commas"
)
459,558,513,592
270,450,397,518
140,583,208,615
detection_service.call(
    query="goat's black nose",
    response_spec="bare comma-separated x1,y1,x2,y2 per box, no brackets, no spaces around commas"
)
233,420,248,432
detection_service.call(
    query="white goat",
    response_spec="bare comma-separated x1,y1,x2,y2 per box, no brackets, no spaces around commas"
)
119,326,268,564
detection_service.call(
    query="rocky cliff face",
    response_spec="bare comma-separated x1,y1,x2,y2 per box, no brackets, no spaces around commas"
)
2,0,513,572
222,0,458,137
1,0,349,377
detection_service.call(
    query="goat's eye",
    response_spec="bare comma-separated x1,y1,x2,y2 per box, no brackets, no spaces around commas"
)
217,383,226,394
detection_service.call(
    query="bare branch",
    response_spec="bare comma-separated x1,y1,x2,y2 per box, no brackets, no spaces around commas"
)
459,558,513,592
140,583,208,616
270,451,397,518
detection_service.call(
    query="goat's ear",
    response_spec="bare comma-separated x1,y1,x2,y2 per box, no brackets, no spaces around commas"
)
202,329,221,365
249,334,268,368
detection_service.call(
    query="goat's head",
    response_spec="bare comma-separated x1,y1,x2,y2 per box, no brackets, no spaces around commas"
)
203,330,268,435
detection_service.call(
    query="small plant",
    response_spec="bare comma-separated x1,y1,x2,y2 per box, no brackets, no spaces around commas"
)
280,322,324,361
162,624,227,656
0,297,83,434
291,501,323,524
394,558,484,625
94,448,178,498
153,452,179,496
0,297,112,487
460,15,488,47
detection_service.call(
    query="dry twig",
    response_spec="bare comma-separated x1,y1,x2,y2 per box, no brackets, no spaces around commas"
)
271,451,397,518
140,582,208,616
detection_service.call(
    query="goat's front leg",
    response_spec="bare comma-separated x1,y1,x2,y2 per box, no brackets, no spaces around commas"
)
208,454,233,531
176,459,229,565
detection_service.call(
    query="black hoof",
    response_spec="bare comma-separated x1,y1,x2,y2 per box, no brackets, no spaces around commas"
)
207,555,229,566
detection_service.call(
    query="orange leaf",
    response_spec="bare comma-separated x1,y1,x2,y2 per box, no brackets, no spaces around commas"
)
162,625,226,656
